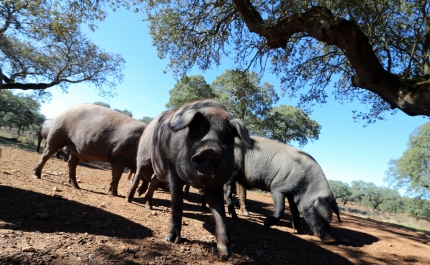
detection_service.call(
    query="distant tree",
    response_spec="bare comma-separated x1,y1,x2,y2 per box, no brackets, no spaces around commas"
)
378,188,404,214
263,105,320,147
114,109,133,117
140,116,154,124
385,122,430,199
212,70,279,136
328,180,352,206
403,198,430,220
0,93,45,139
0,90,20,116
93,101,111,108
0,1,124,100
166,75,215,110
165,70,321,145
350,180,402,212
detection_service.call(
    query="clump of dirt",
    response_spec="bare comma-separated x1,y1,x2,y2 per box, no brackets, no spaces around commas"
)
1,146,430,264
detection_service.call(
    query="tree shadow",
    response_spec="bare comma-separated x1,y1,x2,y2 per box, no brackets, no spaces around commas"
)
0,185,152,239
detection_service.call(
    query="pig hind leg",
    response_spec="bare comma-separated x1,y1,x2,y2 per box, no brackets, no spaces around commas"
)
109,160,126,196
68,154,80,189
287,196,304,234
236,182,249,216
33,143,62,178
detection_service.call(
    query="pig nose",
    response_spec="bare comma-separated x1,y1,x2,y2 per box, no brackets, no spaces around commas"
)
191,149,225,175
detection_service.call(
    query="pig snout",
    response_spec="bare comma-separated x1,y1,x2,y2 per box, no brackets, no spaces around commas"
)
191,149,225,175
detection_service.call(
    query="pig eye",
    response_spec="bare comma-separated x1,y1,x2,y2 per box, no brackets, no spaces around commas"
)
188,117,210,139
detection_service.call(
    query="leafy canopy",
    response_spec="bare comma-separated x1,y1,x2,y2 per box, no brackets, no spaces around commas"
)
0,0,126,100
0,90,45,138
143,0,430,121
166,70,320,146
385,122,430,199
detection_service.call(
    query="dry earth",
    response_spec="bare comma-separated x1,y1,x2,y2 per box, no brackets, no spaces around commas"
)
1,145,430,265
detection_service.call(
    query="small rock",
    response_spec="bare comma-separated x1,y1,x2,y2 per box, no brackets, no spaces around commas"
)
35,213,50,219
22,246,36,252
100,202,106,208
388,243,393,247
52,187,61,192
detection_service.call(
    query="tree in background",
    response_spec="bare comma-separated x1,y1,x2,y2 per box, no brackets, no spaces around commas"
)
166,75,215,109
0,1,124,101
93,101,111,108
212,70,279,135
166,70,320,145
140,116,154,124
92,102,133,117
264,105,320,147
403,198,430,220
0,92,45,139
143,0,430,122
385,122,430,199
328,180,352,206
114,109,133,117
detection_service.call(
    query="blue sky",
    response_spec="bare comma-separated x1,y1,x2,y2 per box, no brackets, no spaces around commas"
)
38,8,427,187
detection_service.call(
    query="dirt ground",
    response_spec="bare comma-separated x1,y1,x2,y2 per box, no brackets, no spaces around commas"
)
1,146,430,265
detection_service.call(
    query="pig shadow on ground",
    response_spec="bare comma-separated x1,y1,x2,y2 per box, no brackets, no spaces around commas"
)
180,210,354,265
236,196,378,247
0,185,152,239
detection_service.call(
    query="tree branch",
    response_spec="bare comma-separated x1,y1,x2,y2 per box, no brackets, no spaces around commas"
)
232,1,430,116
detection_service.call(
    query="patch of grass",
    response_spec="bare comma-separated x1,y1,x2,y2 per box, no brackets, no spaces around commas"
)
0,129,38,152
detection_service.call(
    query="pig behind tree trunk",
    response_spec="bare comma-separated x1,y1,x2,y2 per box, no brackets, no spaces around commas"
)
127,99,253,260
32,104,147,196
225,136,341,242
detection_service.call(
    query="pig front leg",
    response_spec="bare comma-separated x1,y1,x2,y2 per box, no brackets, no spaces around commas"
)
264,189,285,227
165,173,184,244
223,181,238,218
204,186,231,260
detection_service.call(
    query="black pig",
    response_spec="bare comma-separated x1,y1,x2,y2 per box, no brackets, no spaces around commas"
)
126,99,253,259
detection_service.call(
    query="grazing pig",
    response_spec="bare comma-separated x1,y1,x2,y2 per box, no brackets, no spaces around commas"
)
225,136,341,242
126,99,253,260
36,119,70,161
32,104,147,195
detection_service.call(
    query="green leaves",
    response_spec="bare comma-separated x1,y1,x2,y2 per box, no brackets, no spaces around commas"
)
166,75,215,109
165,70,320,146
0,0,124,98
0,91,45,139
144,0,430,119
385,122,430,199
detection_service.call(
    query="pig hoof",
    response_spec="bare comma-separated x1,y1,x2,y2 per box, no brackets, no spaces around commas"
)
217,244,231,260
321,234,336,244
126,197,133,203
264,216,279,227
145,204,152,210
32,174,41,179
165,233,181,244
242,210,250,216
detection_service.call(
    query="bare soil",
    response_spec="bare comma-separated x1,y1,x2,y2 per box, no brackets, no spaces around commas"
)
1,145,430,265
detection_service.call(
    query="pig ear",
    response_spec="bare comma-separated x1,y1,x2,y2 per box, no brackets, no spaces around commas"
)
170,109,203,131
230,118,254,149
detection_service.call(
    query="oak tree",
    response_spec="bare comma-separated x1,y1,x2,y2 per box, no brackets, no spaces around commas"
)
0,0,125,100
143,0,430,122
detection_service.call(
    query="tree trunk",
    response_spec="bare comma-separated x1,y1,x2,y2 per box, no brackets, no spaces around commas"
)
233,1,430,117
